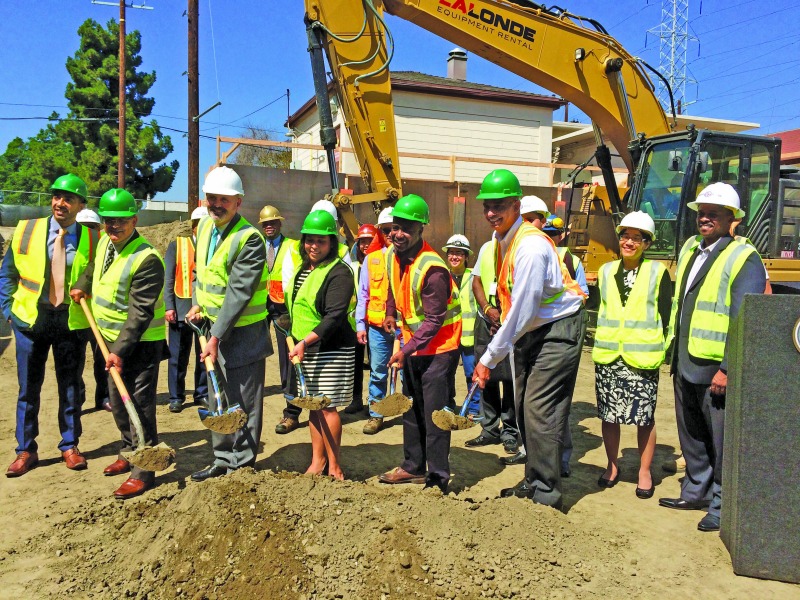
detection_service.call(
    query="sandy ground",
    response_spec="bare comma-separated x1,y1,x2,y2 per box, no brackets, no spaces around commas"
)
0,324,797,599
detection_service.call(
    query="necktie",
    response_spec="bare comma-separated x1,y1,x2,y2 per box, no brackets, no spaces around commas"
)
207,228,220,264
102,244,116,276
267,240,276,271
49,229,66,306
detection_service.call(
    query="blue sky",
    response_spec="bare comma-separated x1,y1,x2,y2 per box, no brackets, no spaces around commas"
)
1,0,798,200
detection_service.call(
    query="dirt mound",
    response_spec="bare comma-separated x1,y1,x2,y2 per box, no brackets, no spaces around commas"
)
140,220,192,257
26,469,634,599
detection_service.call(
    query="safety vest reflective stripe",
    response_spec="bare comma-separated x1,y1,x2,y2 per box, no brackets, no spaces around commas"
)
592,259,666,370
365,249,389,327
458,268,476,348
284,258,340,340
267,238,295,304
16,218,42,256
174,236,195,299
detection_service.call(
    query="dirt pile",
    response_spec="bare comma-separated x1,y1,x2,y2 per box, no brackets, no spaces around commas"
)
140,220,192,257
26,469,635,600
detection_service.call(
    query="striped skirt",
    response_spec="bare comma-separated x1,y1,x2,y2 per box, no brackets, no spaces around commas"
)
297,346,355,408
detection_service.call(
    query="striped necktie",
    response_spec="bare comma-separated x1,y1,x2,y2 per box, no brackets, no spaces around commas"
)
102,243,116,276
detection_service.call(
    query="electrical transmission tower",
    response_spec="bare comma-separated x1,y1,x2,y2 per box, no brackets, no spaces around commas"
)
647,0,697,114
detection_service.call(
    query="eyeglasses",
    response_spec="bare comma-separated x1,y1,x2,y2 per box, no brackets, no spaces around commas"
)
619,233,645,244
380,227,392,235
103,217,133,226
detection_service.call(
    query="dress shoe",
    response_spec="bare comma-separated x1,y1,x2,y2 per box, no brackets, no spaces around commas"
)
95,397,111,411
113,477,151,500
194,396,209,408
697,513,721,532
169,400,184,413
62,447,87,471
343,402,364,415
363,417,383,435
500,480,533,499
104,458,131,476
191,464,227,482
465,434,500,448
6,452,38,477
597,472,619,488
424,476,448,494
635,485,655,499
378,467,426,485
502,438,519,455
500,451,526,466
658,497,711,511
275,417,299,434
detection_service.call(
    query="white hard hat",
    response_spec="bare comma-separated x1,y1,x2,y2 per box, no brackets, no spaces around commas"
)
442,234,473,255
76,209,101,225
190,206,209,220
311,199,338,221
202,166,244,197
520,195,550,218
377,207,394,225
616,211,657,240
687,182,744,219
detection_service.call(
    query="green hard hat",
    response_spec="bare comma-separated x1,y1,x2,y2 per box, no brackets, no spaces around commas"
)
391,194,429,224
301,210,337,235
50,173,88,201
98,188,138,218
475,169,522,200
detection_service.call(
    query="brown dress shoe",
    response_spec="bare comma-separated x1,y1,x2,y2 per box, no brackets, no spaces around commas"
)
6,452,39,478
113,477,151,500
378,467,426,485
104,458,131,476
62,447,87,471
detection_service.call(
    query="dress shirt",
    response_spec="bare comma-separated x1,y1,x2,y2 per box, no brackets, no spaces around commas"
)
684,237,723,297
47,219,78,266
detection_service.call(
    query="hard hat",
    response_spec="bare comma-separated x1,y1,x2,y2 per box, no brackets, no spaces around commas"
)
190,206,208,220
520,195,550,218
542,216,565,234
202,166,244,197
357,224,378,239
391,194,430,224
76,209,101,225
377,207,394,225
616,211,657,240
476,169,522,200
98,189,138,218
301,210,338,236
50,173,87,201
687,182,745,219
258,205,284,223
442,234,473,255
311,199,338,221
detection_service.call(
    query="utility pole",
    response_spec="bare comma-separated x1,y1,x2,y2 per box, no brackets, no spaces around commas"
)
188,0,199,212
118,0,126,187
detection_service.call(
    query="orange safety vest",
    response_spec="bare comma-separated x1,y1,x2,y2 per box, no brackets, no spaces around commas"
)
497,223,585,318
365,249,389,327
174,236,195,299
268,237,294,304
387,241,462,355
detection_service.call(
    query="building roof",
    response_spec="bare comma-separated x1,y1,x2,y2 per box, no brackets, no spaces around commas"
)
770,128,800,164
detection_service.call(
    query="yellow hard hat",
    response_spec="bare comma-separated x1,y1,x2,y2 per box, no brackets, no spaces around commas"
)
259,205,284,223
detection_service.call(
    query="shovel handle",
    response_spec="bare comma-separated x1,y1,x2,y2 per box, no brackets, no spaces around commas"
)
196,334,218,373
459,381,480,417
392,337,401,355
286,337,302,365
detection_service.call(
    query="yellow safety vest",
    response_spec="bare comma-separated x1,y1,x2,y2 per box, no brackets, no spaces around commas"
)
10,218,99,330
477,240,499,306
284,258,341,340
365,249,389,326
195,216,268,327
267,236,296,304
174,236,195,299
667,236,758,362
456,268,476,348
91,235,166,343
593,259,667,370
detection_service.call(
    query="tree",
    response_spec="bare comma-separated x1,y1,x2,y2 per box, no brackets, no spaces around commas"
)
0,18,177,203
230,124,292,169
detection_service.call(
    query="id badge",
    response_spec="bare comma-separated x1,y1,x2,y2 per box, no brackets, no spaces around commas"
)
489,282,497,296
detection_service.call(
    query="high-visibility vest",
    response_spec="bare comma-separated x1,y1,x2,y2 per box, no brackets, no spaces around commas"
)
477,240,499,306
284,258,341,340
365,249,389,327
195,216,268,327
91,235,166,343
386,242,461,355
267,236,296,304
286,239,349,274
10,218,99,330
667,236,758,362
456,268,477,348
174,236,195,299
593,259,667,370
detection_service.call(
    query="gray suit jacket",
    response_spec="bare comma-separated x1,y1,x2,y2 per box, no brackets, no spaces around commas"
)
671,235,766,384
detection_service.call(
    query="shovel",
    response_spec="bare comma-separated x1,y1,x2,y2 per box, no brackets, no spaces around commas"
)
371,338,412,417
184,318,248,435
273,315,331,411
79,298,175,471
432,381,482,431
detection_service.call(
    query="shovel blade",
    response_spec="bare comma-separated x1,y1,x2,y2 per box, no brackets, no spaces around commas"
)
432,408,478,431
122,442,176,472
371,392,412,417
201,408,248,434
289,395,331,411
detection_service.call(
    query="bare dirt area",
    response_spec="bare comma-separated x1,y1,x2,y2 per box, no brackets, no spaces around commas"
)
0,331,797,599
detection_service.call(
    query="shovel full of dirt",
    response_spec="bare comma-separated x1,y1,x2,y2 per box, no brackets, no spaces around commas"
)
432,381,482,431
184,318,248,435
274,315,331,411
371,338,412,417
79,298,175,471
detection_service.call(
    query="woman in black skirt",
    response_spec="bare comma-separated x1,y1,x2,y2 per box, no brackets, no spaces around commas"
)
592,211,673,498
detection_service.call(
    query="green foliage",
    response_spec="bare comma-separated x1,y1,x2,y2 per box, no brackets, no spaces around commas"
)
231,124,292,169
0,18,177,204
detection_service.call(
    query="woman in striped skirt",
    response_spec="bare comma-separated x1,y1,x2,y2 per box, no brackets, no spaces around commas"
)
286,210,356,480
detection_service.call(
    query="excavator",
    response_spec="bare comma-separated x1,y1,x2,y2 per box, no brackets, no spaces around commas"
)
303,0,800,293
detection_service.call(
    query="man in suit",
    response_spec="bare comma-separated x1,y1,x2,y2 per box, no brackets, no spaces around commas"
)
164,206,208,413
659,182,766,532
187,166,272,481
1,174,99,476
